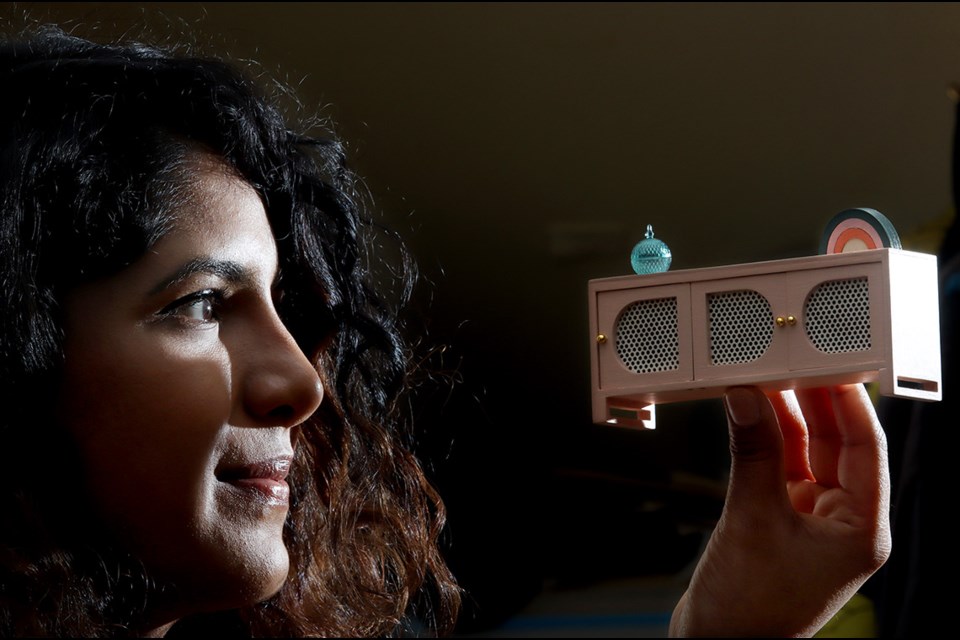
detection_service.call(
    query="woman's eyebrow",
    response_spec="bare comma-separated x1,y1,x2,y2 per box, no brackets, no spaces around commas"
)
148,257,253,295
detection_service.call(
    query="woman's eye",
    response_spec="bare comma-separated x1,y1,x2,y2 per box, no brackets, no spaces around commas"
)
180,296,216,322
160,289,222,324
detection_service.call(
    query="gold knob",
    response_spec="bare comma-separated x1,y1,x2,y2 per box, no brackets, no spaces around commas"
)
775,316,786,327
596,334,607,344
787,315,797,326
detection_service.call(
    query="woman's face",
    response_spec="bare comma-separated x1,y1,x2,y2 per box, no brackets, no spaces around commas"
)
57,161,324,621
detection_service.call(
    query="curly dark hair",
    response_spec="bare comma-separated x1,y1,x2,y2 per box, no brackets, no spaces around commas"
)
0,26,459,637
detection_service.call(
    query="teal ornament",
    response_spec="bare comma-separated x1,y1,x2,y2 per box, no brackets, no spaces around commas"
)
631,224,672,275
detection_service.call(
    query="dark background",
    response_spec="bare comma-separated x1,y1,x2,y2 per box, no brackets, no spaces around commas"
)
5,3,959,634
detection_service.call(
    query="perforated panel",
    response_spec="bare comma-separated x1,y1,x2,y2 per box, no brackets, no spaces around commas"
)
707,290,773,365
804,277,871,353
615,297,679,373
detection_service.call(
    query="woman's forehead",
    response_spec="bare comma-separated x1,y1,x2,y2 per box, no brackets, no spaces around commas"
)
118,167,280,295
173,153,258,223
169,172,276,260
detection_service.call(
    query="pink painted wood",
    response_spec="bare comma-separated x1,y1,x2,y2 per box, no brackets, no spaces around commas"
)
588,249,941,428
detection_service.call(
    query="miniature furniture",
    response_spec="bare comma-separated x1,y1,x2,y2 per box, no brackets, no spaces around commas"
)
589,248,941,429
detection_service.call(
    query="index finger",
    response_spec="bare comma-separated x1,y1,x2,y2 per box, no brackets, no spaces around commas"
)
828,384,889,506
764,389,814,482
796,386,842,487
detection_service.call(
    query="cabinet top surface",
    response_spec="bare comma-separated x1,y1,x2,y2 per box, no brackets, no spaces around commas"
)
589,248,934,292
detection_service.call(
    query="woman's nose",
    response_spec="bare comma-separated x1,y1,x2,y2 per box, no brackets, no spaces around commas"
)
241,318,324,427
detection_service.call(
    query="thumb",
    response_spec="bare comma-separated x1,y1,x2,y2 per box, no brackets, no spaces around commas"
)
723,386,790,516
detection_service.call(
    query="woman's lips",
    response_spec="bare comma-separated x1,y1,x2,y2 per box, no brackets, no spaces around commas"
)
230,477,289,504
218,456,292,505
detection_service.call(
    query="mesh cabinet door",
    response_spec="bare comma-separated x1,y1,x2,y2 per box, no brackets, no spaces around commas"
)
691,276,788,381
788,264,885,371
595,283,693,392
705,289,775,366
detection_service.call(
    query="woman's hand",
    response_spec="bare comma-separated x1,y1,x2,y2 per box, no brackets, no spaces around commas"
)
669,385,891,637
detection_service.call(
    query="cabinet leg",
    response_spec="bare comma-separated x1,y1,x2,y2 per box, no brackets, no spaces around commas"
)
606,400,656,430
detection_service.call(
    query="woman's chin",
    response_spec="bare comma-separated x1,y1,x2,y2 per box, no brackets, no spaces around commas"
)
211,544,291,609
142,541,291,624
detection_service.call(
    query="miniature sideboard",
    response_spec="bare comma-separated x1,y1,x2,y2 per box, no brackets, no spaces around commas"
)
588,248,940,428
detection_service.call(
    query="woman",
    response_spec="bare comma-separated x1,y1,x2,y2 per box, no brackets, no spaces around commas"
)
0,26,457,637
0,27,890,637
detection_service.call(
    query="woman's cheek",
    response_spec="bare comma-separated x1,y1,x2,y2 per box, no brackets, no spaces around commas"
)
61,327,234,556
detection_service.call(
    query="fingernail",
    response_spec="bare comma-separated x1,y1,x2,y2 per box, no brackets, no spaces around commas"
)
724,387,760,426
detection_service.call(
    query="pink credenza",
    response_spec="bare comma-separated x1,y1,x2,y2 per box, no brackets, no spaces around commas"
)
588,249,941,429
